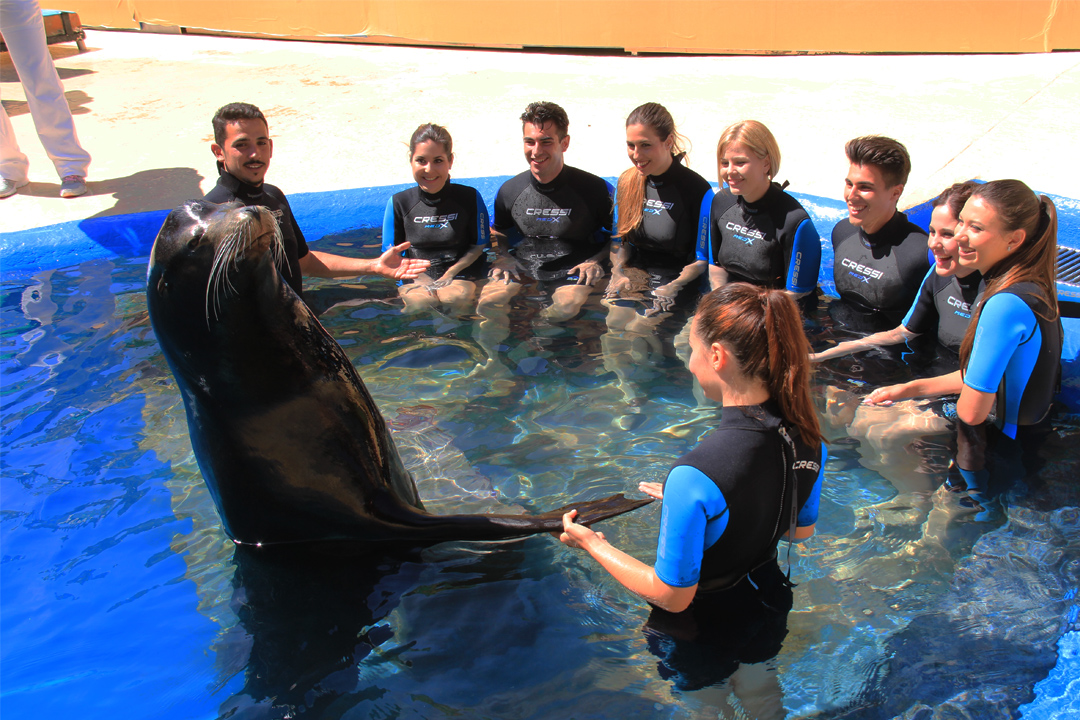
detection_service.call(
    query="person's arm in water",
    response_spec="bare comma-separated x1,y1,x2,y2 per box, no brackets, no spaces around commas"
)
605,240,632,295
651,259,707,313
487,230,527,283
429,191,492,288
811,325,919,362
862,370,963,405
299,243,430,280
559,509,698,612
567,239,611,286
652,187,714,311
431,245,487,287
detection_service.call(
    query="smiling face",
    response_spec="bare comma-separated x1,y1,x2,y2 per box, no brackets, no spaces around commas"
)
411,139,453,194
844,163,903,235
626,123,674,177
927,203,967,277
522,121,568,184
955,196,1025,274
212,118,273,186
719,141,772,203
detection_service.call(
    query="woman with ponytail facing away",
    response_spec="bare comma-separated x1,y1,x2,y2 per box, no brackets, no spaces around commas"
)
561,283,826,690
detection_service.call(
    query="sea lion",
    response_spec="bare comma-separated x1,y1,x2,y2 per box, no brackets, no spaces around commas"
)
146,200,650,546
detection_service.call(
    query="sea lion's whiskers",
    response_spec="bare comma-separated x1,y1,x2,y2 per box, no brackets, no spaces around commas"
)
204,213,287,323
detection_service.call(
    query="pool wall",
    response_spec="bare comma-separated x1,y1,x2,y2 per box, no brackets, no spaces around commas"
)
2,177,1077,408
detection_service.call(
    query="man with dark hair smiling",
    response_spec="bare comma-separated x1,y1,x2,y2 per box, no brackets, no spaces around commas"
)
480,100,613,322
830,135,930,322
204,102,428,299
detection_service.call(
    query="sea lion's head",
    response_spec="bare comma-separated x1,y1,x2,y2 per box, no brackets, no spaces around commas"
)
148,199,284,324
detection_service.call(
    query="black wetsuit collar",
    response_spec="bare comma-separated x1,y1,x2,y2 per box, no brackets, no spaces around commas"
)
215,170,264,201
647,159,684,188
529,167,567,193
418,182,449,204
737,182,784,213
862,209,908,247
957,271,982,289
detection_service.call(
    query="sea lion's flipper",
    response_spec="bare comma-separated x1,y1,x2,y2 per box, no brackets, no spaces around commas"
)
376,493,653,542
537,493,654,527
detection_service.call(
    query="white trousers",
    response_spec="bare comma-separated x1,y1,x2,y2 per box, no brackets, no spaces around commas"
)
0,0,91,181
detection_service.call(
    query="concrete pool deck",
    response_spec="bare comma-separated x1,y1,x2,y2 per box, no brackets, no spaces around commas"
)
1,29,1079,236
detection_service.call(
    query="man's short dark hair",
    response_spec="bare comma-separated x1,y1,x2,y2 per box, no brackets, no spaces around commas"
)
845,135,911,188
520,101,569,138
212,102,268,146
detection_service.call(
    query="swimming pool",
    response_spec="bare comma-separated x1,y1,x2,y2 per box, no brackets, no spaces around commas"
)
2,181,1078,719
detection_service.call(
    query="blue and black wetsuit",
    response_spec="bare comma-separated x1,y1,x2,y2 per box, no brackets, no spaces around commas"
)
644,401,825,690
382,183,490,283
831,211,930,322
902,269,982,354
205,170,308,297
615,161,713,306
964,283,1062,439
708,183,821,294
492,166,613,284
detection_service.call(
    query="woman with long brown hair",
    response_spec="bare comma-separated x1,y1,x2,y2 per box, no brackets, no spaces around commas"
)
562,283,825,689
864,179,1062,498
605,102,713,313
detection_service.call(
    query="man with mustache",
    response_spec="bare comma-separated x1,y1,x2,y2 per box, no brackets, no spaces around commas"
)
205,102,428,299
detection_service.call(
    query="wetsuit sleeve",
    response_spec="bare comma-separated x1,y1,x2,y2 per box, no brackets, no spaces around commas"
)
695,188,715,263
786,218,821,294
797,444,827,528
475,191,491,246
654,465,729,588
381,197,398,253
492,184,513,233
282,196,309,259
595,179,615,245
963,292,1038,393
901,267,938,334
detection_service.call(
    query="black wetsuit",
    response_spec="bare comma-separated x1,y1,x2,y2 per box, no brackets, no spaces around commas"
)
903,269,983,353
708,183,821,293
382,183,490,282
492,166,613,283
831,211,930,321
965,283,1062,438
205,170,309,297
616,161,713,304
645,402,825,690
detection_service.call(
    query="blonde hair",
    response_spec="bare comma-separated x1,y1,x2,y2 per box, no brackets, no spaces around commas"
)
716,120,780,184
616,103,690,237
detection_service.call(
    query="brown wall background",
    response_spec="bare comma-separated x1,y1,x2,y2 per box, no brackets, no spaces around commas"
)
60,0,1079,54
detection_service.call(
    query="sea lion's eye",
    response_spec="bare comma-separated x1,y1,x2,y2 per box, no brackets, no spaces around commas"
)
187,229,204,250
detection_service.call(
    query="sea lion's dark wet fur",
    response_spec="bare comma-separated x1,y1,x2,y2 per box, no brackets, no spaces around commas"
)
147,200,650,546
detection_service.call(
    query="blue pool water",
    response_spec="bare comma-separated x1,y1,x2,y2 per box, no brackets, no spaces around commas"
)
2,182,1079,719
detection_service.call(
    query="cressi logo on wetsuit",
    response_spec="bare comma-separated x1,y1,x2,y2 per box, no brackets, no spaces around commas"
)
947,296,971,315
645,198,675,214
383,184,490,282
841,257,885,282
831,212,929,314
414,212,459,228
492,166,613,282
709,185,820,293
726,222,766,245
902,268,983,352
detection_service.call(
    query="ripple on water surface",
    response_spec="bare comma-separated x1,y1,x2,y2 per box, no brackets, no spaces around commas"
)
2,246,1079,719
